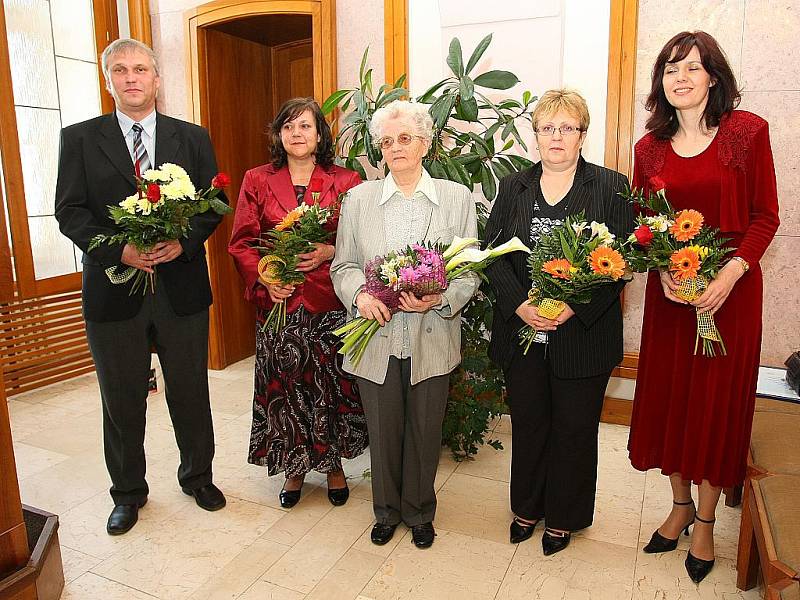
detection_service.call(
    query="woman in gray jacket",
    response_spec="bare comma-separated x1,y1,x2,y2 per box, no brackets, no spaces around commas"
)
331,100,478,549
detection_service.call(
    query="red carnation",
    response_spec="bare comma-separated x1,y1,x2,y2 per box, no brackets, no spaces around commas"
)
648,175,666,193
212,172,231,188
146,183,161,203
633,224,654,246
308,176,325,194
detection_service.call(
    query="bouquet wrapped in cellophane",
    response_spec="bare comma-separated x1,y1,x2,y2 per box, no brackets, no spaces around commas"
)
519,212,629,354
619,179,733,356
335,236,530,366
256,198,341,332
88,164,231,295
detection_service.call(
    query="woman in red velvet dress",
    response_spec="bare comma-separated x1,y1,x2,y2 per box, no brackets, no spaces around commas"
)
627,32,779,583
228,98,367,509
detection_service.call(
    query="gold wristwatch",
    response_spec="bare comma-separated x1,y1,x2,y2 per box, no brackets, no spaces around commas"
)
731,256,750,273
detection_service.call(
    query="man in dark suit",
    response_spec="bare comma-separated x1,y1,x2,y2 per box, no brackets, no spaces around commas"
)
55,38,226,535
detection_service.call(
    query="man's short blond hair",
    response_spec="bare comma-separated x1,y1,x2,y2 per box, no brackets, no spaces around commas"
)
532,89,590,132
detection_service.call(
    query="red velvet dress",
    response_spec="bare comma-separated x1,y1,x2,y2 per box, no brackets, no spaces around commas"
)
628,111,780,487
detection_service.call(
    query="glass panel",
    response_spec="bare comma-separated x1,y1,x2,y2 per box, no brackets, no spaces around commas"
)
3,0,59,109
56,57,102,127
50,0,96,62
15,106,61,218
28,215,77,278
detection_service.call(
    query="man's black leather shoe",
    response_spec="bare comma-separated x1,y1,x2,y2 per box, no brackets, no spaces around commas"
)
106,499,146,535
182,484,226,511
370,522,398,545
411,522,435,548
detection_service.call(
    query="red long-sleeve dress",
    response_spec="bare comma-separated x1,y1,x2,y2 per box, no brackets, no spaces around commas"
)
627,111,780,487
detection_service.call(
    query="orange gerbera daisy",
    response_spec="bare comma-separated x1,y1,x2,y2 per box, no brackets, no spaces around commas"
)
275,208,302,231
669,247,701,281
542,258,573,280
669,209,704,242
588,246,626,280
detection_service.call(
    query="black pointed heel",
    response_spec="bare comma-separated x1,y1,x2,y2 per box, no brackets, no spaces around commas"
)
510,517,539,544
542,528,571,556
685,514,716,584
642,499,695,554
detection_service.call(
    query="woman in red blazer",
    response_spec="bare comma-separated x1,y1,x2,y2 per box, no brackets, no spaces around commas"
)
627,32,779,584
228,98,367,509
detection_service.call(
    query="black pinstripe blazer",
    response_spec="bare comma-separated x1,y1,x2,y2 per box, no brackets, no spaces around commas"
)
484,158,635,378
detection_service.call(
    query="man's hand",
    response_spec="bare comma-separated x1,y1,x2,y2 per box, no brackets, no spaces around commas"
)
145,240,183,265
398,292,441,314
296,243,335,272
356,292,392,326
121,244,154,273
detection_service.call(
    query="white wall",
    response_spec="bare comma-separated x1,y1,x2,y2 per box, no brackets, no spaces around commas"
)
408,0,611,165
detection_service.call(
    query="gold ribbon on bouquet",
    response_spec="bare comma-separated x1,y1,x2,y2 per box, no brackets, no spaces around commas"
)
519,290,567,354
674,275,727,357
257,255,285,285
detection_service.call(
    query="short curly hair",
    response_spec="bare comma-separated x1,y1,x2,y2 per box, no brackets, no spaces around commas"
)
369,100,434,148
270,98,335,169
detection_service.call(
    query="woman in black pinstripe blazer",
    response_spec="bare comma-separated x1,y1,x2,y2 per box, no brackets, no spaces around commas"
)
484,90,634,555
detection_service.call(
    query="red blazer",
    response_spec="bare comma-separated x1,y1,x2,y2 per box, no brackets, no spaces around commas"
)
228,163,362,314
633,110,779,266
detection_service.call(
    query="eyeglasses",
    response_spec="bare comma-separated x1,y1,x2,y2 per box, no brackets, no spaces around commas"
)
535,125,585,136
377,133,425,150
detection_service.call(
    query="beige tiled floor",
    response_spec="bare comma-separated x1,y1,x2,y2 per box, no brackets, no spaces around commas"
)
8,356,763,599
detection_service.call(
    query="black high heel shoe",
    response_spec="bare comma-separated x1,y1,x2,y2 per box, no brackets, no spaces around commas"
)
279,479,303,508
510,517,540,544
542,528,571,556
685,515,716,584
643,499,695,554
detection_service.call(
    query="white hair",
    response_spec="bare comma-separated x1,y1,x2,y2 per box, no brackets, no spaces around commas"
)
101,38,160,91
369,100,434,147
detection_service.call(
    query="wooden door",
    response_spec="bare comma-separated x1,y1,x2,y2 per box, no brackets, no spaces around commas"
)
271,39,314,110
202,28,273,369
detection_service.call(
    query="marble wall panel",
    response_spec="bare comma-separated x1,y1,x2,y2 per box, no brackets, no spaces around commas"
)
336,0,385,90
635,0,745,96
741,0,800,92
759,235,799,367
739,90,800,237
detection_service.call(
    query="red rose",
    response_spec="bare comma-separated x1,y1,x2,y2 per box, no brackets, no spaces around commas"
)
633,224,654,246
211,172,231,188
648,175,666,193
146,183,161,203
308,176,325,194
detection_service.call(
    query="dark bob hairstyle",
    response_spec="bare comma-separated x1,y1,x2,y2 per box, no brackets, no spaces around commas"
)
270,97,335,169
645,31,741,140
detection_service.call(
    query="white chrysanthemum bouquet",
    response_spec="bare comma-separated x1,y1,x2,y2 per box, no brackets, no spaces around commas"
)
88,163,232,294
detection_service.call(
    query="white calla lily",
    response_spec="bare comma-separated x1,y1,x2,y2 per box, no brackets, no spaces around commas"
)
487,236,531,258
445,247,491,271
571,221,588,236
442,236,479,260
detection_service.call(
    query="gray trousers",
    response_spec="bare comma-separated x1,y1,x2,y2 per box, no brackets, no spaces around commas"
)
85,281,214,506
357,357,449,527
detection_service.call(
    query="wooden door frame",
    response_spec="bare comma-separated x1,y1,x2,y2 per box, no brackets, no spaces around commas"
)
185,0,338,124
185,0,338,369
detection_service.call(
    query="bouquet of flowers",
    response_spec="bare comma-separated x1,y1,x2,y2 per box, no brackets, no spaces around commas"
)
88,163,231,295
334,236,531,366
519,213,628,354
256,187,341,332
619,177,732,356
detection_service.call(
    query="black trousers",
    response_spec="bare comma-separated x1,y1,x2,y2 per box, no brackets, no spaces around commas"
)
504,343,611,531
357,358,449,527
85,280,215,506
